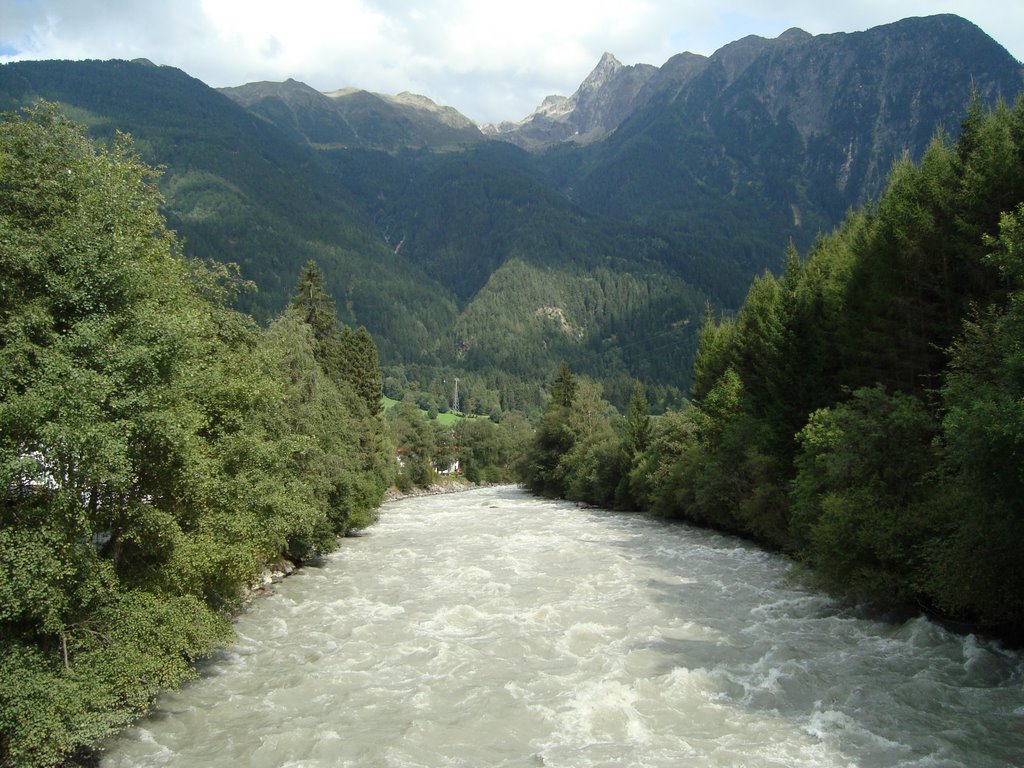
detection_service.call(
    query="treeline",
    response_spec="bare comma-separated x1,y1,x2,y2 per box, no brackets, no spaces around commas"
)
523,96,1024,638
0,105,392,766
386,403,531,489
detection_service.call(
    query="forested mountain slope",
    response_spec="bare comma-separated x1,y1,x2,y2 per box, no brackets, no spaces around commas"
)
1,14,1020,408
538,15,1024,302
0,59,459,365
0,59,709,405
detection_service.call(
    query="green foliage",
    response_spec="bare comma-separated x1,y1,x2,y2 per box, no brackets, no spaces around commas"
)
0,104,391,765
526,96,1024,638
388,402,438,488
289,260,385,416
617,382,652,506
688,97,1024,630
522,366,579,498
340,325,384,416
790,386,939,599
455,414,532,484
921,203,1024,625
324,143,707,406
627,409,700,515
521,366,625,506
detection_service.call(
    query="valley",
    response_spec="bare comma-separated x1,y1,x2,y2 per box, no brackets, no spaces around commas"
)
3,14,1024,766
2,13,1020,413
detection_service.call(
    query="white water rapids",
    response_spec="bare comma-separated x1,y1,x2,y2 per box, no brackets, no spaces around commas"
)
102,486,1024,768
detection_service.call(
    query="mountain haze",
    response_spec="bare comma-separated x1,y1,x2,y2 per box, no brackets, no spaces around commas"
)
221,79,486,150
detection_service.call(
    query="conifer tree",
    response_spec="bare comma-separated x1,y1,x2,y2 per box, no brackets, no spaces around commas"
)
623,382,652,459
289,259,349,386
549,361,577,408
340,325,384,415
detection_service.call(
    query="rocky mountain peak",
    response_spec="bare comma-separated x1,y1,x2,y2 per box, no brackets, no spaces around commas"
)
534,94,573,119
579,52,624,92
777,27,812,42
489,51,656,149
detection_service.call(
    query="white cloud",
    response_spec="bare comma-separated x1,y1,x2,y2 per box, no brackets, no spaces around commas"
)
1,0,1020,123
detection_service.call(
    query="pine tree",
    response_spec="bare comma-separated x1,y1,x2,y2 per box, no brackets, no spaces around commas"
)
290,259,344,377
340,325,384,415
623,382,652,459
549,361,577,408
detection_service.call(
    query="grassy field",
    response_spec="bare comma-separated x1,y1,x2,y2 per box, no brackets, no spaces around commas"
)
383,396,476,426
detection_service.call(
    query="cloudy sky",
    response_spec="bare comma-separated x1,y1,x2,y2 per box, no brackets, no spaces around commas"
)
1,1,1021,124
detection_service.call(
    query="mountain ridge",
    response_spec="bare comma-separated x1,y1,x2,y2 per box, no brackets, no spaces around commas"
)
1,13,1022,410
215,14,1021,156
220,78,485,150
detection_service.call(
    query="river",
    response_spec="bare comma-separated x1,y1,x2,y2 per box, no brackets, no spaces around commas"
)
101,486,1024,768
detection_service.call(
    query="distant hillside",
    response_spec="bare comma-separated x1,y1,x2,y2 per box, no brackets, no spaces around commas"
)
1,14,1021,409
0,58,706,408
220,79,485,150
320,142,706,389
0,58,459,364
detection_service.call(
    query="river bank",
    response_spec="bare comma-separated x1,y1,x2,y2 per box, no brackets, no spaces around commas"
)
382,479,510,501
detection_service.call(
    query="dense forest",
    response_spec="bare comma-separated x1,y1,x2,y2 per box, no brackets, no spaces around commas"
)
0,105,399,767
522,96,1024,639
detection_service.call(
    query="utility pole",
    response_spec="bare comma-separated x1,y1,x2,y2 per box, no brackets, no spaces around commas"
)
452,377,460,414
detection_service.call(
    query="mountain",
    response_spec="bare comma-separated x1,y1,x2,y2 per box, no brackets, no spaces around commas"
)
220,78,485,150
0,58,460,364
319,141,706,392
0,57,705,410
1,14,1021,411
541,14,1024,301
495,15,1023,165
482,52,658,149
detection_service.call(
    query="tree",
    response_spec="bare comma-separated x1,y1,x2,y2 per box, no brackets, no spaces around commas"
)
523,364,579,497
615,382,652,508
790,386,939,601
623,382,652,459
0,103,391,766
290,259,341,350
924,204,1024,629
340,325,384,415
290,262,384,415
0,103,237,766
549,361,577,408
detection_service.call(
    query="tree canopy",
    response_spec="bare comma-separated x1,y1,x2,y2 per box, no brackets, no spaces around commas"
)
0,103,391,767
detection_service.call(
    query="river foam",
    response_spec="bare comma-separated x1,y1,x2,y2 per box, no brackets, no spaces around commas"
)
102,486,1024,768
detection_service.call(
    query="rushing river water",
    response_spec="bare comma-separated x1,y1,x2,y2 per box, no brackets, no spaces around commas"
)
102,486,1024,768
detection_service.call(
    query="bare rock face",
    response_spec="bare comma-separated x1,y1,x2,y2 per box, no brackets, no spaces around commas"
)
486,53,658,149
489,13,1024,181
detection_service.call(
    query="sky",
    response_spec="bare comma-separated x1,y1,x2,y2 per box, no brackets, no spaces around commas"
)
1,1,1021,124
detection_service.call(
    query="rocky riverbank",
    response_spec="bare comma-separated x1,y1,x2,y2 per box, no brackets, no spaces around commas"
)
383,480,510,502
